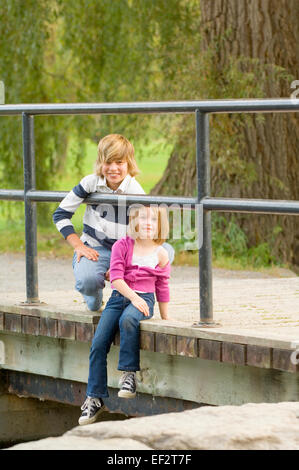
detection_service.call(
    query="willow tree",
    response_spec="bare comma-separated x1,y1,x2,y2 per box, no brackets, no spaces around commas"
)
151,0,299,268
0,0,96,222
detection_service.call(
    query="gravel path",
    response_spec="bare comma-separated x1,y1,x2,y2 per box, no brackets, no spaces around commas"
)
1,253,299,340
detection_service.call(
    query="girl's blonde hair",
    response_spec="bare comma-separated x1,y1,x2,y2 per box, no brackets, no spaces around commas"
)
95,134,139,177
128,205,169,245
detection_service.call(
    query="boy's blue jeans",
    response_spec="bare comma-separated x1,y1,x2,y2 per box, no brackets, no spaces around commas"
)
86,290,155,398
72,244,111,311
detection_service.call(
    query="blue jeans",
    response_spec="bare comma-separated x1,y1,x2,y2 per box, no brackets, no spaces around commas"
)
86,290,155,398
72,242,174,311
72,244,111,311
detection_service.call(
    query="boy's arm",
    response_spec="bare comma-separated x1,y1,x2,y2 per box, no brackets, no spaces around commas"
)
66,233,99,262
53,175,99,262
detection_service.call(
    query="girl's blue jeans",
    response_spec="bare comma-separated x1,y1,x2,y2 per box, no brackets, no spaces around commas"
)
86,290,155,398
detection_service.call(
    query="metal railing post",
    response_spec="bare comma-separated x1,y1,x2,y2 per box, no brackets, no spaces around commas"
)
194,110,214,326
22,113,39,304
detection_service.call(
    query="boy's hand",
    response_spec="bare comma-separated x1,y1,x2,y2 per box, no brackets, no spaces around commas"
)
131,295,150,316
75,245,99,263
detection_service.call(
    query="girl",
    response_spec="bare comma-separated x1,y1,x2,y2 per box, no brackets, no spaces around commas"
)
53,134,174,312
79,205,170,425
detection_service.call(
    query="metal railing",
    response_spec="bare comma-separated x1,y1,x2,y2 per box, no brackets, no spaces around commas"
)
0,99,299,326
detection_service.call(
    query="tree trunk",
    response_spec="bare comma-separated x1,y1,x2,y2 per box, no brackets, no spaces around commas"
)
152,0,299,268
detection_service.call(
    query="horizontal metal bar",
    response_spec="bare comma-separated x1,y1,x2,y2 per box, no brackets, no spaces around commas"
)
27,190,198,207
1,190,299,215
0,189,196,206
0,98,298,116
203,197,299,215
0,189,25,201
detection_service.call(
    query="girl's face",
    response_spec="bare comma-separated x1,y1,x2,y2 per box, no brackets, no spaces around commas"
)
102,159,128,190
137,207,159,240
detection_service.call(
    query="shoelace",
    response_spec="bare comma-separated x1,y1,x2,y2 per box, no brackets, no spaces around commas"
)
81,397,102,414
120,372,136,389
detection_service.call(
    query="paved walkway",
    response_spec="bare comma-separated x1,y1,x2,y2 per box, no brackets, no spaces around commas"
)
1,253,299,343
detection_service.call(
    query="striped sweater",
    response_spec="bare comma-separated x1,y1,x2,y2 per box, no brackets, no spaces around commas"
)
53,173,145,250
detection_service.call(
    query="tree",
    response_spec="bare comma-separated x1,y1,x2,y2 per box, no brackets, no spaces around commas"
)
151,0,299,268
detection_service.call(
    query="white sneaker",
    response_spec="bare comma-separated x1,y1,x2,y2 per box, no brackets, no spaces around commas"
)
118,372,137,399
78,396,106,425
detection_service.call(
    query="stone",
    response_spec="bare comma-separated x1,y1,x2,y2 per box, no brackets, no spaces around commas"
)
6,401,299,450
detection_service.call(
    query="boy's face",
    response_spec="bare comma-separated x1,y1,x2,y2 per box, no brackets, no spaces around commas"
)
102,159,128,190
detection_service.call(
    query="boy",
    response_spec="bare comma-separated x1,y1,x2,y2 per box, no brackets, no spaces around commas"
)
53,134,174,312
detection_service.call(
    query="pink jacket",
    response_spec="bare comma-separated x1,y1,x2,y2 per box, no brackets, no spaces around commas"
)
109,236,170,302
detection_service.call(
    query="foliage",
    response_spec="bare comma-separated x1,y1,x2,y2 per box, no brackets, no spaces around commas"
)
0,1,295,268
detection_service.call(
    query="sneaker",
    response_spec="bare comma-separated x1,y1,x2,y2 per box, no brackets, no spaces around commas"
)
118,372,137,399
78,396,106,426
84,300,105,314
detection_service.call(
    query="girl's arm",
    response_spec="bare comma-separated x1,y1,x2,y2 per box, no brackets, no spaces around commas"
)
112,279,150,316
158,302,169,320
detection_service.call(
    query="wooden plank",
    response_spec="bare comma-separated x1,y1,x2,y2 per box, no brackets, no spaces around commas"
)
176,336,197,357
0,303,100,324
75,323,94,343
57,320,76,340
198,339,222,362
113,330,120,346
222,342,247,366
155,333,176,355
140,331,155,352
22,316,40,336
246,344,272,369
40,317,58,338
4,313,22,333
273,348,299,373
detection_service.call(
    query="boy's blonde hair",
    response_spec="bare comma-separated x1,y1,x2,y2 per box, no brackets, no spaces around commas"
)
95,134,139,177
128,205,169,245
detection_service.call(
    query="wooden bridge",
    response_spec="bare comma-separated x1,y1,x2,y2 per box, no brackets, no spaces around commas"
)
1,264,298,446
0,99,298,447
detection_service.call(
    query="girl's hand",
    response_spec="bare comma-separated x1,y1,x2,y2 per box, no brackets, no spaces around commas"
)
75,245,99,263
131,295,150,316
105,269,110,281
